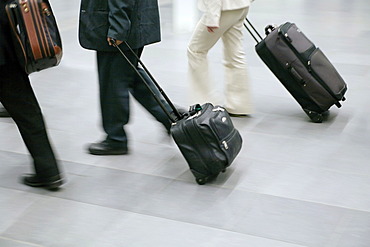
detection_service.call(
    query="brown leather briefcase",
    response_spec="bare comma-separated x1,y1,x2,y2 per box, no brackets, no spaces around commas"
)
6,0,62,74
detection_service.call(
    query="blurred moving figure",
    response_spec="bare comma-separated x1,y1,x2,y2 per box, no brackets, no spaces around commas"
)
0,0,64,190
79,0,172,155
187,0,255,117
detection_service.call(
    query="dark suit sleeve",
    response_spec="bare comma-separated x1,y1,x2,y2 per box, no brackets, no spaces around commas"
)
107,0,135,41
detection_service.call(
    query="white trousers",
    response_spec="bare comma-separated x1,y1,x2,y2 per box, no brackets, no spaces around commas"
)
187,7,253,114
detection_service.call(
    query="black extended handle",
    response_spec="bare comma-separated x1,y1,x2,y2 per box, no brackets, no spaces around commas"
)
110,39,181,123
244,18,264,44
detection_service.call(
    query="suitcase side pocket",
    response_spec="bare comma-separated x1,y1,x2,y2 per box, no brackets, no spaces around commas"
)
209,110,242,167
287,58,335,111
220,129,242,167
280,24,347,105
309,48,347,101
171,119,219,176
265,33,334,111
280,23,316,54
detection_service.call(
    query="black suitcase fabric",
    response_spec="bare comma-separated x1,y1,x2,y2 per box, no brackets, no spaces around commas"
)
111,41,243,185
171,103,242,185
245,19,347,123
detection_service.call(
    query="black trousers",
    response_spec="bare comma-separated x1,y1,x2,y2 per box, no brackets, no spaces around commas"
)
0,63,60,178
96,47,171,146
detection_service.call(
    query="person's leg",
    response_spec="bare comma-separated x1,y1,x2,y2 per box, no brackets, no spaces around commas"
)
97,51,130,145
187,15,224,106
221,8,253,115
0,63,62,189
89,49,140,155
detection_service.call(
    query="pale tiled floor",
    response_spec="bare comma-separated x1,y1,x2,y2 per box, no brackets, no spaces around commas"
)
1,0,370,246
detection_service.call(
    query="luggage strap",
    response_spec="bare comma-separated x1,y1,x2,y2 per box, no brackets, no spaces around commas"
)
110,39,182,123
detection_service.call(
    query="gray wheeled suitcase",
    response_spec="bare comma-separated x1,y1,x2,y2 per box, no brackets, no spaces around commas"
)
245,19,347,123
111,40,243,185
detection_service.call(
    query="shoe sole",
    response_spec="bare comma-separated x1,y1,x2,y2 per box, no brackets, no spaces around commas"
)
46,179,64,190
24,179,64,191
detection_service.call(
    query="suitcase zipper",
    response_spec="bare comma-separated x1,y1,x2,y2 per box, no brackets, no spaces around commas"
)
222,141,228,150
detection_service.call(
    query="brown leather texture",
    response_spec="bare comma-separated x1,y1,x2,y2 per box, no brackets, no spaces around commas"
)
5,0,62,73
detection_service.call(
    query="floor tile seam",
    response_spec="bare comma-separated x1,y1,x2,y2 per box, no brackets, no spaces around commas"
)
0,191,307,246
1,191,256,235
244,155,370,177
0,140,176,163
0,149,29,158
4,193,308,247
54,153,186,179
3,186,369,244
5,149,370,212
3,185,368,246
241,129,348,145
123,212,309,247
4,165,370,216
56,160,370,215
67,199,310,247
2,143,370,183
0,147,188,185
1,181,311,247
0,236,43,247
0,148,146,175
67,163,180,179
4,155,370,214
0,190,47,242
226,184,370,214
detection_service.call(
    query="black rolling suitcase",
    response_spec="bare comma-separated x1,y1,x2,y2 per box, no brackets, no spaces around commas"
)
111,41,243,185
170,102,242,185
244,19,347,123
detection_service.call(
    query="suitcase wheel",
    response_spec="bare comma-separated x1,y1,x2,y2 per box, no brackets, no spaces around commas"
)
303,109,323,123
195,173,220,185
196,178,207,185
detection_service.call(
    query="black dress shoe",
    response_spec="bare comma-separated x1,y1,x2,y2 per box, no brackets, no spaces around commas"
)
0,107,10,117
22,174,64,191
88,141,128,155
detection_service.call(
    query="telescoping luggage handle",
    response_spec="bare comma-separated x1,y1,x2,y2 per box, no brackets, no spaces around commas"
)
110,39,182,123
244,18,262,43
244,18,277,44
